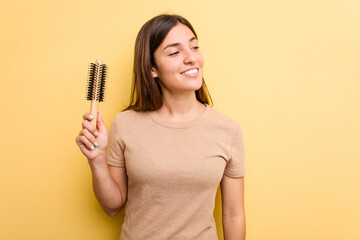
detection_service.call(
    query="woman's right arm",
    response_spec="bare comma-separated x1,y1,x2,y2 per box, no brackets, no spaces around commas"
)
75,111,127,216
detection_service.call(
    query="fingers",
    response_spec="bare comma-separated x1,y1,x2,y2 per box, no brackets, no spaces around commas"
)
82,112,106,133
77,114,99,151
96,111,106,133
77,134,96,151
76,126,99,150
83,113,94,121
82,117,98,136
81,128,96,144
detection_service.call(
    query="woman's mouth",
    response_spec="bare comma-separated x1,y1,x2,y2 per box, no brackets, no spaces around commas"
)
180,68,199,77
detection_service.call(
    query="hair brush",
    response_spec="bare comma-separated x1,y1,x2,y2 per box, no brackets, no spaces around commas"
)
86,59,108,127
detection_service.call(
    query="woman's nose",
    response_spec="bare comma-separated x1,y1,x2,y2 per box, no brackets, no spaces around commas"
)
183,49,197,63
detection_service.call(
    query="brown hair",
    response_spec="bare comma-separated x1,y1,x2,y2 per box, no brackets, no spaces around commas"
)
122,14,213,112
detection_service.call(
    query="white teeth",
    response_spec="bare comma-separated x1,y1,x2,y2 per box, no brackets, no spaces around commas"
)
181,68,198,75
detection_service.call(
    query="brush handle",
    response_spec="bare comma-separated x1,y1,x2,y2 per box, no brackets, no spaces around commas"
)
90,99,99,128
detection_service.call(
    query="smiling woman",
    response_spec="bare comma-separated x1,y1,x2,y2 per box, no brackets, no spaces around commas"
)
75,13,246,240
123,14,212,112
151,24,204,102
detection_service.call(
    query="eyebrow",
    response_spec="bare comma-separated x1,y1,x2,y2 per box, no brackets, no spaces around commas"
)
162,36,197,51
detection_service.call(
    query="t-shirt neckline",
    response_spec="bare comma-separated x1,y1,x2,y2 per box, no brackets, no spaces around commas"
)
149,103,209,129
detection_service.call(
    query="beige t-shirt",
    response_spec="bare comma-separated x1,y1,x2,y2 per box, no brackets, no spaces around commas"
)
107,103,245,240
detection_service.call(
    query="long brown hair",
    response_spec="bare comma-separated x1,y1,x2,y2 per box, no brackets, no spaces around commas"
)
122,14,213,112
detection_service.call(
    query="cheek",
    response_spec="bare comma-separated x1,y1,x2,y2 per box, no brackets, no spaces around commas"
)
159,61,181,76
198,53,204,65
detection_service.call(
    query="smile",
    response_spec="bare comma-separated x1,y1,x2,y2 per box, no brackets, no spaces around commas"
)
180,68,199,76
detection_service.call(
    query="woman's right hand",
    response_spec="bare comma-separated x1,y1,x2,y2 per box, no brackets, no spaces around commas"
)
75,111,108,162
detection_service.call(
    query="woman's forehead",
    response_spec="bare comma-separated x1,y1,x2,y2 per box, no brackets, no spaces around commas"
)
162,24,197,46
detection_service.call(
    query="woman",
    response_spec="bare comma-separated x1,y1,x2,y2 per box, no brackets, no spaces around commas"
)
76,14,246,240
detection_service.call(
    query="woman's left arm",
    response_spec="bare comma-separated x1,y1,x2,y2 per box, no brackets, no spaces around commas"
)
220,175,246,240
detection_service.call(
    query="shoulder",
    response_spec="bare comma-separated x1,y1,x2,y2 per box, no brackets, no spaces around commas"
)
113,109,148,123
206,106,243,133
109,109,148,132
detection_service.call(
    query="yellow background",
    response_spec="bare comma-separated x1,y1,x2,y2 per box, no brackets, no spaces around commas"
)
1,0,359,239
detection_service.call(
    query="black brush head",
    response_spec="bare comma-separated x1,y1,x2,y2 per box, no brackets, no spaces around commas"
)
86,62,108,102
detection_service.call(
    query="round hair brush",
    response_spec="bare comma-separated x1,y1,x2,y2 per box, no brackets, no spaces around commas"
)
86,59,108,127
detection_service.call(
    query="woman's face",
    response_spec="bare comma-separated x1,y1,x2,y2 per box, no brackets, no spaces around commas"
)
151,24,204,94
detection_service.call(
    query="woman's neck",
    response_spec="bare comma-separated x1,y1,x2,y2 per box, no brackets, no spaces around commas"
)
155,91,205,122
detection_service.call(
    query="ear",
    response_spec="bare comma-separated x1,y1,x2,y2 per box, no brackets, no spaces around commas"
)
151,66,159,79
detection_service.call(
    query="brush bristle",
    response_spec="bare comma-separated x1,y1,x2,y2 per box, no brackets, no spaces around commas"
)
86,62,108,102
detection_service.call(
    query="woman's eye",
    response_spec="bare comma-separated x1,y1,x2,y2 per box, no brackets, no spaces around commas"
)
169,51,179,56
193,46,200,50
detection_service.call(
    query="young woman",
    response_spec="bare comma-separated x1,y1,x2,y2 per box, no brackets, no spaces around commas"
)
76,14,246,240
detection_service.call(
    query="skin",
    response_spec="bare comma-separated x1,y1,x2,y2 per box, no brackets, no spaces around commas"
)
75,23,245,239
75,112,127,216
153,25,245,239
151,23,205,121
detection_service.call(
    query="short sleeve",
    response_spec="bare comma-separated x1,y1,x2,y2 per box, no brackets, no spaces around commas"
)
224,124,245,178
106,114,126,168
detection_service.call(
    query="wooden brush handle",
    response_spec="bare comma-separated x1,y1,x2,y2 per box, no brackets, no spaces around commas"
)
90,99,99,128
